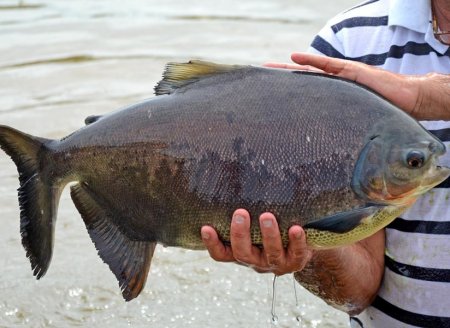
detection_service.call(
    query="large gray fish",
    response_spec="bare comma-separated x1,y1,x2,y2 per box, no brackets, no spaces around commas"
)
0,61,449,301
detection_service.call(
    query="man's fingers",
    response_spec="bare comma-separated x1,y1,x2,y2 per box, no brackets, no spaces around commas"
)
259,212,284,268
203,210,314,276
291,52,350,75
291,52,370,82
201,226,235,262
263,62,325,73
292,52,387,86
230,209,261,265
263,62,305,70
286,226,313,271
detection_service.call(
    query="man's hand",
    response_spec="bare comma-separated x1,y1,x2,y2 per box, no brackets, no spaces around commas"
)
266,52,450,121
201,209,313,275
201,210,385,314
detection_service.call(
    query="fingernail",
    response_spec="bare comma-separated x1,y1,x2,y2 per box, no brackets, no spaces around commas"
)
234,215,244,224
201,231,210,240
295,230,302,240
262,219,272,228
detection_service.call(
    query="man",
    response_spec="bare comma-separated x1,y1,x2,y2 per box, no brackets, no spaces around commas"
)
202,0,450,327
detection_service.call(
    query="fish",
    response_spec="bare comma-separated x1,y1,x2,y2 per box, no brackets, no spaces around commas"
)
0,60,449,301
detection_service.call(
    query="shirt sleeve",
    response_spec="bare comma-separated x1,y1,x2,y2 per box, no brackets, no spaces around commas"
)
307,20,346,58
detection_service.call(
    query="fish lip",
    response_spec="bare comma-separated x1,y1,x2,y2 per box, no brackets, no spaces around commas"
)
354,162,450,206
382,164,450,206
439,164,450,175
421,164,450,189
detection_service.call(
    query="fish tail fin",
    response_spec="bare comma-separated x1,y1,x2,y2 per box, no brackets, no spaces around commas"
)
0,125,62,278
70,182,156,301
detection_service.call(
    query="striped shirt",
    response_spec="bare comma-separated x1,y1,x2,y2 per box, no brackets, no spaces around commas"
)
308,0,450,327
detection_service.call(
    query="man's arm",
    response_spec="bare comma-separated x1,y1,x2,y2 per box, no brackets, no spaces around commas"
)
201,209,385,315
267,52,450,121
294,230,385,315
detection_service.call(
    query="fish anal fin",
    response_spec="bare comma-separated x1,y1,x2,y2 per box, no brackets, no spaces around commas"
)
303,206,381,233
70,182,155,301
154,60,247,96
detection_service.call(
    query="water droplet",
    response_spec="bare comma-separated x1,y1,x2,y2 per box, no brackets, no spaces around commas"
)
271,314,279,326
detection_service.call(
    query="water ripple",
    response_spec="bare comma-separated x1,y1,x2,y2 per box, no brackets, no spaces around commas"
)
0,4,45,10
172,14,310,25
0,54,181,70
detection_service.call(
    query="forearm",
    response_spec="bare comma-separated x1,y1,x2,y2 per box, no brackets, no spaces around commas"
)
294,230,385,316
411,73,450,120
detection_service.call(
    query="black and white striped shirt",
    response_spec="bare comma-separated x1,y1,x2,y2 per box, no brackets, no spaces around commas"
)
308,0,450,327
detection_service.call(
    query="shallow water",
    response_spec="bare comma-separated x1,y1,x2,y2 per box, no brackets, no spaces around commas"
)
0,1,357,327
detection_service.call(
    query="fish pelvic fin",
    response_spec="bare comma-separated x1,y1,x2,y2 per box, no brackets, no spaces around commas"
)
0,125,61,279
154,60,248,96
70,182,156,301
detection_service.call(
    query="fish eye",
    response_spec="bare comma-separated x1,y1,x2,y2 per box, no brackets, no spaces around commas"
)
406,151,425,169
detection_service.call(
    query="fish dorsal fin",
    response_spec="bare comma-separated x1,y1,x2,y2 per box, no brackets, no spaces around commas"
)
70,182,156,301
154,60,247,96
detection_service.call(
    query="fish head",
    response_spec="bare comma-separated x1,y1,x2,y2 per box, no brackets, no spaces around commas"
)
352,122,450,206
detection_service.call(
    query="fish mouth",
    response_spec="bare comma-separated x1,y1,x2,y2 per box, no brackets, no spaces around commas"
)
397,164,450,205
371,164,450,207
421,164,450,189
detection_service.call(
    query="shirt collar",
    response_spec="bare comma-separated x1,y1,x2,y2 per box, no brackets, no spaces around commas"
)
388,0,430,33
388,0,449,54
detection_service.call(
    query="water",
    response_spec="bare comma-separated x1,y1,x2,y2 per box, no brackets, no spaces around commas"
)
0,1,357,327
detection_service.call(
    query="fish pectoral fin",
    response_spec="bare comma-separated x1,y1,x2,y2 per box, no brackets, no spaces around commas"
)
154,60,248,96
303,206,382,233
70,182,156,301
